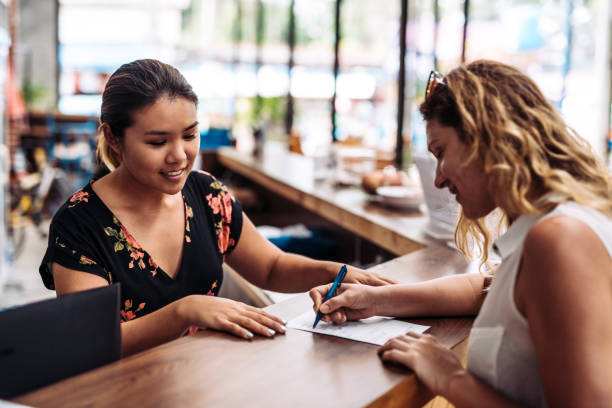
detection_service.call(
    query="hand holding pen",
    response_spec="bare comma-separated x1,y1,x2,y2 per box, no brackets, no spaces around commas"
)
312,265,347,328
309,267,380,326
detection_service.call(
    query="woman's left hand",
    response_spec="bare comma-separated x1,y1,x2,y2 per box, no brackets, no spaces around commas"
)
377,332,466,397
345,266,397,286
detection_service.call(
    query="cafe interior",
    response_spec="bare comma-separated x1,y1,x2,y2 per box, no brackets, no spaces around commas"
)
0,0,611,406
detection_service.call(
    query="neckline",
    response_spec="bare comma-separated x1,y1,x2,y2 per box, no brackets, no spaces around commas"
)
85,180,188,281
494,193,572,259
493,214,541,259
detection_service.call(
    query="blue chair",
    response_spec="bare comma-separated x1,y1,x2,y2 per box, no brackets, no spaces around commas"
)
200,128,233,151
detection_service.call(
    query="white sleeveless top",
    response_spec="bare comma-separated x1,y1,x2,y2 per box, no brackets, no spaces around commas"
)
466,202,612,407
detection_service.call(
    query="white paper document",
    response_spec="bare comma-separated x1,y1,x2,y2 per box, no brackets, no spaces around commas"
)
287,310,430,346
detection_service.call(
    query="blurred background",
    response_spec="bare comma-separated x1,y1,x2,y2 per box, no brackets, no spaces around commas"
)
0,0,611,307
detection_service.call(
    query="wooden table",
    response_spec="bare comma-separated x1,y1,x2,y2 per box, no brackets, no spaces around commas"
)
218,143,440,256
13,245,475,408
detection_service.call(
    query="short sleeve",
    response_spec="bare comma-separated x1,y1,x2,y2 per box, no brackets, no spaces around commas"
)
193,170,243,257
220,185,243,256
39,206,111,290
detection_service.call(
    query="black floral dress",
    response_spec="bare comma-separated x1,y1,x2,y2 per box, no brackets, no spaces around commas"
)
39,170,243,325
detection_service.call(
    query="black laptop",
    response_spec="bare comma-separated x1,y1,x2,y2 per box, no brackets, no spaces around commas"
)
0,284,122,398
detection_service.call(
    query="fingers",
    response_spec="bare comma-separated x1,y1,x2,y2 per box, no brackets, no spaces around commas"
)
378,348,413,368
311,283,376,324
377,335,412,356
234,314,278,338
246,308,287,334
309,283,333,313
217,301,287,340
329,309,347,325
245,305,285,327
318,291,351,314
344,267,397,286
316,308,347,325
376,332,434,363
377,335,414,367
310,284,351,313
309,284,351,325
219,320,255,340
359,272,398,286
380,275,399,285
367,273,398,286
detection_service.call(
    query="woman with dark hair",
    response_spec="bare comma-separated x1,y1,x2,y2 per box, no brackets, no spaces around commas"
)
40,59,394,357
310,60,612,407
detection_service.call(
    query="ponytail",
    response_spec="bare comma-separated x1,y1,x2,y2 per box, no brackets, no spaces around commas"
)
96,123,122,171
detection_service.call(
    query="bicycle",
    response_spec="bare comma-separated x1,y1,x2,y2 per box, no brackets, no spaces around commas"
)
8,164,71,261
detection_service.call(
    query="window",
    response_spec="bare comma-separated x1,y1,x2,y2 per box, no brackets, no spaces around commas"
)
56,0,611,161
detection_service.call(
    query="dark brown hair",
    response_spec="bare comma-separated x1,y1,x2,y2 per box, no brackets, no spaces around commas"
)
98,59,198,169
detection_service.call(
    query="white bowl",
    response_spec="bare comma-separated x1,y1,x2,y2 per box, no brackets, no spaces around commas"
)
375,186,424,210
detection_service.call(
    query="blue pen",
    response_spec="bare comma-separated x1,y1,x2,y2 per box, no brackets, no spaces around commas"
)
313,264,347,329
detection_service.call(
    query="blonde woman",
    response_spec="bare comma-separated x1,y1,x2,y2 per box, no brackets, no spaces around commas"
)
310,60,612,407
39,59,394,357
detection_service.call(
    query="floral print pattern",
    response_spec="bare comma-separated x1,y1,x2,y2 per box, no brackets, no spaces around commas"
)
55,236,66,249
205,178,236,255
104,267,113,284
68,190,89,208
185,200,193,243
54,237,112,283
148,257,159,276
79,255,96,265
41,171,241,326
102,202,193,275
104,217,150,271
121,299,145,322
206,280,218,296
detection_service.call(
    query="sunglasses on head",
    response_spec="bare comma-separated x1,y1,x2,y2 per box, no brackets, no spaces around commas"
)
425,70,444,101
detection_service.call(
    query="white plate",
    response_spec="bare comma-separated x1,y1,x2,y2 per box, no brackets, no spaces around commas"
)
375,186,424,210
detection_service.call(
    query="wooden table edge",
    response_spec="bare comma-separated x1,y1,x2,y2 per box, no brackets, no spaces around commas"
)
217,147,427,256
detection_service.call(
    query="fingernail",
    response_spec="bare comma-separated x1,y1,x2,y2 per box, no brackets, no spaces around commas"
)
279,325,287,333
282,318,288,325
245,331,254,339
321,304,328,313
267,329,276,336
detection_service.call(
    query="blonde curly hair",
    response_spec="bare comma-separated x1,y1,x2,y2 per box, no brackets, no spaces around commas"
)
420,59,612,263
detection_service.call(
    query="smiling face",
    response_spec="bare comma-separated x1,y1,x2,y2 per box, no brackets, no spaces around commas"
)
426,119,496,219
112,95,199,196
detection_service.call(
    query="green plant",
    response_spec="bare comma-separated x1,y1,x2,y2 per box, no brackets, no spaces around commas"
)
250,95,286,124
21,82,48,108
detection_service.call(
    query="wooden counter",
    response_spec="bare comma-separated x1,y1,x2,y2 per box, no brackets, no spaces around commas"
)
217,143,439,256
13,245,475,408
11,143,474,407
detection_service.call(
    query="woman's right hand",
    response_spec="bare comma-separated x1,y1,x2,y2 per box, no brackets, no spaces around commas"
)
181,295,287,340
309,283,378,325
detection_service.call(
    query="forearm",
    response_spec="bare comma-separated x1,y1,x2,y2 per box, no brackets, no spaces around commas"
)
374,273,486,317
121,296,192,357
263,252,338,292
446,370,522,408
